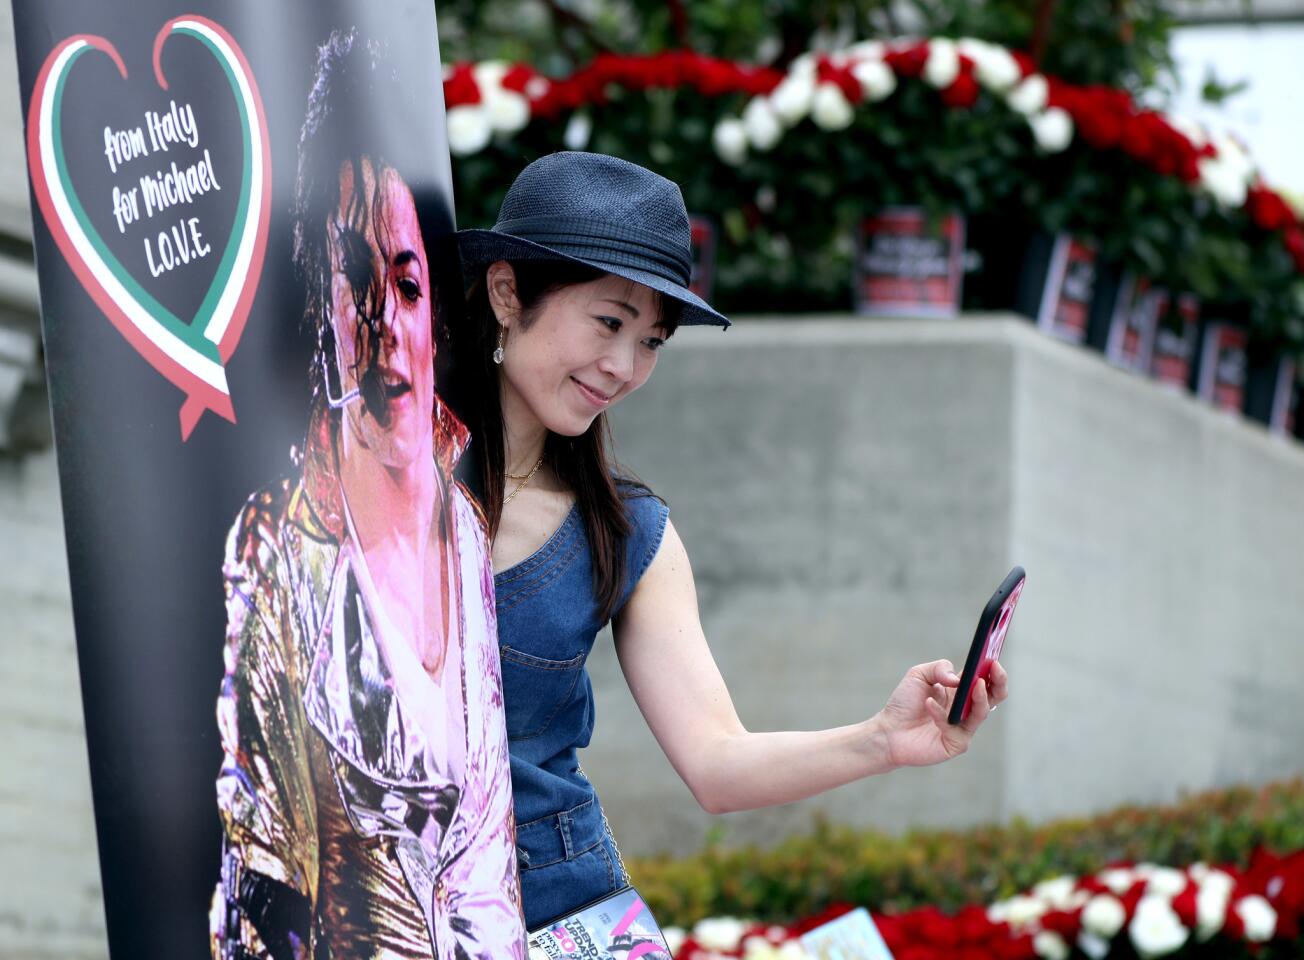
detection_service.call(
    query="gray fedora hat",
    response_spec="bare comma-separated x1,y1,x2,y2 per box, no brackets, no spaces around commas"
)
457,151,730,328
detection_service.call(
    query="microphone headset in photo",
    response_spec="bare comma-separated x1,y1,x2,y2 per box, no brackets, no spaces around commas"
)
326,380,361,409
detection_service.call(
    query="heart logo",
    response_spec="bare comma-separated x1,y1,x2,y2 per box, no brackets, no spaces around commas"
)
27,15,270,441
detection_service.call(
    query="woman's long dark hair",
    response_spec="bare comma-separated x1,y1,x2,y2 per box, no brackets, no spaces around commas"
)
450,260,681,624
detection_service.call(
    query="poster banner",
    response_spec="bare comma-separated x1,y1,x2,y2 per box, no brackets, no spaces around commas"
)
1194,321,1249,414
1033,234,1096,344
687,214,716,303
10,1,526,957
853,208,965,318
1103,274,1166,374
1150,293,1200,391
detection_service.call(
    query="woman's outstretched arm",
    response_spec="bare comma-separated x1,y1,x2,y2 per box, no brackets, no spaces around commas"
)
612,518,1008,815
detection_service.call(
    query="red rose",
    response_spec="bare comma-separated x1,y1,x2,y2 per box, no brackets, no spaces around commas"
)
953,905,995,944
906,905,961,946
1011,50,1037,77
1070,87,1125,149
816,57,862,103
500,63,537,95
896,947,942,960
1222,898,1247,940
1077,876,1111,896
1247,186,1297,232
940,72,980,109
994,932,1039,959
1286,227,1304,273
1120,112,1158,162
1172,882,1199,928
1119,881,1147,916
442,62,480,108
885,42,929,78
1040,908,1082,938
1241,846,1304,936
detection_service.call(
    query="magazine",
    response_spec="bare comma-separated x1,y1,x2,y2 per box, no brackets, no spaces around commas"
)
528,886,673,960
799,908,895,960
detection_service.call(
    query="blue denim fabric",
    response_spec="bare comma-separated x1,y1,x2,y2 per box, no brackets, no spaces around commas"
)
494,487,668,931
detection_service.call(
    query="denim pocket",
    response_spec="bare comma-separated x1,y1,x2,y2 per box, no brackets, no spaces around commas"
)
499,645,585,740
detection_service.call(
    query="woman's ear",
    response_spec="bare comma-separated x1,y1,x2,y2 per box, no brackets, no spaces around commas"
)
485,260,520,327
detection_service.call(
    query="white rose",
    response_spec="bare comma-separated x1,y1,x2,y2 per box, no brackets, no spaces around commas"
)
755,184,777,212
923,38,960,89
1235,895,1277,942
1004,894,1050,929
1099,867,1138,895
846,40,886,62
743,97,783,150
563,112,592,151
1198,156,1249,208
712,119,748,166
1033,876,1079,910
852,59,896,101
446,105,492,156
776,942,810,960
1082,894,1128,938
524,76,550,101
1166,114,1207,149
786,52,817,80
770,73,816,125
1029,107,1073,152
693,917,748,952
1129,895,1190,959
1007,74,1049,115
1212,134,1255,178
1034,930,1070,960
1146,867,1189,898
1077,931,1111,960
1195,871,1233,941
471,59,509,90
742,934,779,959
662,927,687,955
484,89,530,134
811,84,855,130
960,39,1021,92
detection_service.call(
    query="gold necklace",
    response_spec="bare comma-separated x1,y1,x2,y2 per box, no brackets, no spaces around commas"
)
503,456,545,506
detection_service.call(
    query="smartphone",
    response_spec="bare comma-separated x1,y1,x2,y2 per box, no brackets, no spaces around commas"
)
948,566,1025,724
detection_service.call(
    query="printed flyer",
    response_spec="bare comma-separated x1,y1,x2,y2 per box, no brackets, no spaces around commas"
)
529,887,673,960
854,208,966,318
10,1,525,956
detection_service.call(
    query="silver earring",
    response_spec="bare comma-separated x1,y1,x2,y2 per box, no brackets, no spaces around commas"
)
493,326,505,365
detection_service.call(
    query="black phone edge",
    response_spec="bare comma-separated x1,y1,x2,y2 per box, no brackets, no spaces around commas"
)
947,565,1025,725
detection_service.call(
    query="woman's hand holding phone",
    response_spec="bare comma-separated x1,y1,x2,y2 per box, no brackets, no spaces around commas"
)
870,658,1009,768
868,567,1022,768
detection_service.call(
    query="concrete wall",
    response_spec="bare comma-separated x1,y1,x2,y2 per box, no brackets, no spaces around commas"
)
585,316,1304,856
1,448,107,960
4,317,1304,958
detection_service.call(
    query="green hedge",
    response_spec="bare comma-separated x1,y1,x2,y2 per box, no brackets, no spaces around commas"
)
625,778,1304,928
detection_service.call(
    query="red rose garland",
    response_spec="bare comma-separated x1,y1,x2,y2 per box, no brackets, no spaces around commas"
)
442,38,1304,276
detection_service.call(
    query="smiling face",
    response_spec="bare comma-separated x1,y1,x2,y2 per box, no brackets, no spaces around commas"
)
490,263,671,438
328,158,433,469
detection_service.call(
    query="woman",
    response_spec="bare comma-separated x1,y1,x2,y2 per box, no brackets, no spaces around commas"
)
454,151,1009,932
211,32,523,959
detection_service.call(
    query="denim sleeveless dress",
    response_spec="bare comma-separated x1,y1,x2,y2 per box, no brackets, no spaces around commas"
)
494,486,669,932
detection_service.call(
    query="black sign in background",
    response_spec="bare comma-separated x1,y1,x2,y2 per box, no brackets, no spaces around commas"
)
11,2,456,956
